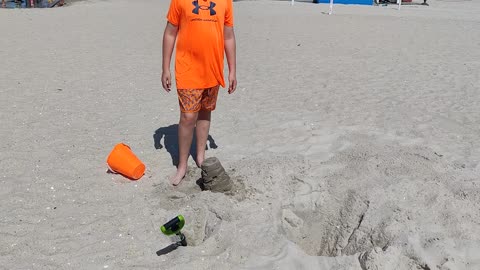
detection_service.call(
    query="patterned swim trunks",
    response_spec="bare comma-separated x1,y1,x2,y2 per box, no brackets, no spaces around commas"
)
177,85,220,113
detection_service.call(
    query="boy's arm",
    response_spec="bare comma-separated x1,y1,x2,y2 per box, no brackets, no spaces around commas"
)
224,26,237,94
162,22,178,92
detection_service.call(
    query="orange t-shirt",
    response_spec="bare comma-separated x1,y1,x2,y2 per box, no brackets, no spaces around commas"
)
167,0,234,89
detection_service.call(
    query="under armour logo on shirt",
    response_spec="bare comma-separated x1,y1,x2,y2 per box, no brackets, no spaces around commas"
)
192,0,216,16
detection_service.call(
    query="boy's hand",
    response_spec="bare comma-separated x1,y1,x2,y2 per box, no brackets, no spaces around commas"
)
162,70,172,92
228,73,237,94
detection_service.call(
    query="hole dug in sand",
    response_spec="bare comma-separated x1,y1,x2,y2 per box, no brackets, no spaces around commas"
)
281,190,391,257
277,136,480,269
180,206,223,247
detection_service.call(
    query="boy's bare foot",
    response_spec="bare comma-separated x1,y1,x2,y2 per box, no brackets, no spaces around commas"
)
170,166,187,186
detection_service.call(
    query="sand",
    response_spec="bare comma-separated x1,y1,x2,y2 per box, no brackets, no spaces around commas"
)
1,0,480,269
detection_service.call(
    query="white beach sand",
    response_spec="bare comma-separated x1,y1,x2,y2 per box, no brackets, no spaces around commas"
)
1,0,480,269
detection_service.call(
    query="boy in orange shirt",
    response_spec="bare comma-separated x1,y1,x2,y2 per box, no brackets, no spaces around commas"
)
162,0,237,185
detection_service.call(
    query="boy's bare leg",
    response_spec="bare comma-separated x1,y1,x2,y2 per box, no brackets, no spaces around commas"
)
195,109,211,167
171,112,198,185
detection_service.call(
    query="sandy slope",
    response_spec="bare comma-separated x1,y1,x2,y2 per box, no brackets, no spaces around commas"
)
1,0,480,269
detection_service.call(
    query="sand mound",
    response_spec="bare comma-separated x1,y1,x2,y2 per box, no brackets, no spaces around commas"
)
259,134,480,269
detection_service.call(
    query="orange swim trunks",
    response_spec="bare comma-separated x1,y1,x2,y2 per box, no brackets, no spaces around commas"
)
177,86,220,113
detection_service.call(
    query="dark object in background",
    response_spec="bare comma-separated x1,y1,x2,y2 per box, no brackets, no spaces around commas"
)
1,0,64,8
2,0,24,8
35,0,64,8
375,0,428,5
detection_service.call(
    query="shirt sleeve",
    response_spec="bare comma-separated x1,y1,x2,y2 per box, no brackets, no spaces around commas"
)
224,0,234,27
166,0,181,26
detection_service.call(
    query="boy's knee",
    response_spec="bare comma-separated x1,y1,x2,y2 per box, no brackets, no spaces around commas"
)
180,113,197,126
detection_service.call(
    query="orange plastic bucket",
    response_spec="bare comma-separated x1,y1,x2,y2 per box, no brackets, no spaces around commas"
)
107,143,145,180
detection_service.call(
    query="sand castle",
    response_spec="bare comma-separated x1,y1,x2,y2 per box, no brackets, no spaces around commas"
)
200,157,233,193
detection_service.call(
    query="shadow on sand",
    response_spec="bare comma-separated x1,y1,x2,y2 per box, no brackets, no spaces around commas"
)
153,124,218,167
